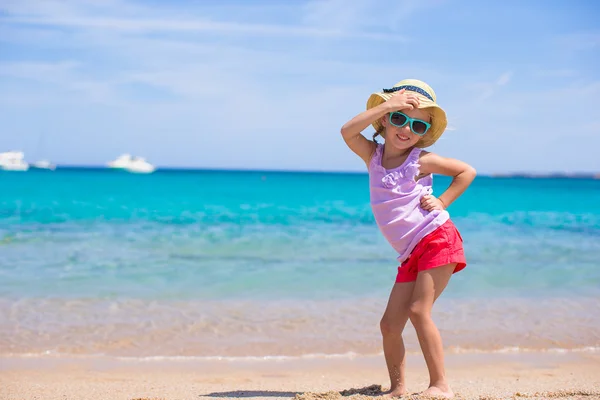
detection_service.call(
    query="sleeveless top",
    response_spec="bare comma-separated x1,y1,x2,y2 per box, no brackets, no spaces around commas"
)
368,144,449,263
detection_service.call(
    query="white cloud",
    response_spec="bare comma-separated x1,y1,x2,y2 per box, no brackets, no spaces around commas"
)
302,0,440,35
1,0,405,41
0,61,80,81
472,71,513,101
9,15,405,40
496,71,512,86
0,61,119,104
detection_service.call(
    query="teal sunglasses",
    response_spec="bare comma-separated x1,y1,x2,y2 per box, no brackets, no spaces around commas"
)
389,112,431,136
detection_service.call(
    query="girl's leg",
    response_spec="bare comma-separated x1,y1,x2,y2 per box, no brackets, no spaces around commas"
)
408,263,456,398
380,281,416,397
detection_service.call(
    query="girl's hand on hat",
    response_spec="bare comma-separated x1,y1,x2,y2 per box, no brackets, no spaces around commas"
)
386,89,421,112
420,195,445,211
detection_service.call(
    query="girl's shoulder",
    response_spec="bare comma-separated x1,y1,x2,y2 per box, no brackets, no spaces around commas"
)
416,150,438,166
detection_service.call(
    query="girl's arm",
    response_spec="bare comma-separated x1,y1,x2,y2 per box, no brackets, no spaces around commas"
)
418,152,477,211
340,106,384,165
340,89,420,165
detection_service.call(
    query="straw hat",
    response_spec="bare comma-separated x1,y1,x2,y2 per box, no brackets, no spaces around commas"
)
366,79,447,148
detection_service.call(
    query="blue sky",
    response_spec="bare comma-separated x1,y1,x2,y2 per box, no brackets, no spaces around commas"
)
0,0,599,174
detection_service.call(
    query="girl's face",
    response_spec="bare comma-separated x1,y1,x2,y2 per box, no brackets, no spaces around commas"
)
381,108,431,151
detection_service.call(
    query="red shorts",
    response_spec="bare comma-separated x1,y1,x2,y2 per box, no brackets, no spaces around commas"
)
395,219,467,283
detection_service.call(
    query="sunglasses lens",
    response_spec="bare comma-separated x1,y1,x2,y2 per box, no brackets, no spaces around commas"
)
412,121,429,135
390,113,407,126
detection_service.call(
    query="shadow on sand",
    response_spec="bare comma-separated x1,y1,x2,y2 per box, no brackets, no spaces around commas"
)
201,384,384,399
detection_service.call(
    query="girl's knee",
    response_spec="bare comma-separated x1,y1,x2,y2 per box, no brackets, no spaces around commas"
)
380,315,406,337
408,301,430,324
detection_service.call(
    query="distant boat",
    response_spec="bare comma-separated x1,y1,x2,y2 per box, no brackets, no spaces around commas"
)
107,154,156,173
107,153,134,169
31,160,56,171
0,151,29,171
125,157,156,174
31,132,55,171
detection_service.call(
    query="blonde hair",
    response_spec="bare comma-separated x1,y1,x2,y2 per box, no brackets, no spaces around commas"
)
372,125,384,144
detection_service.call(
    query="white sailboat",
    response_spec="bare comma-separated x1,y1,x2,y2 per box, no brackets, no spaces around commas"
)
0,151,30,171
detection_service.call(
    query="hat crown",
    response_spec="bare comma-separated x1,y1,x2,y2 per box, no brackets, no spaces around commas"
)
392,79,436,102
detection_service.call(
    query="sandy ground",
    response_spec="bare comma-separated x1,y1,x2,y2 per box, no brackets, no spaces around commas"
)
1,352,599,400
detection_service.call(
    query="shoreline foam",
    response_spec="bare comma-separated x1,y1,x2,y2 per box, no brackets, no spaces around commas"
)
2,345,600,363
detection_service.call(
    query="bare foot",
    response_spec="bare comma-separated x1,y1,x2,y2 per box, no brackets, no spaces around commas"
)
381,387,406,398
420,384,454,399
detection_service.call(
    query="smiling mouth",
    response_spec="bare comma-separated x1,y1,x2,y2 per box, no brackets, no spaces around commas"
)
396,133,410,141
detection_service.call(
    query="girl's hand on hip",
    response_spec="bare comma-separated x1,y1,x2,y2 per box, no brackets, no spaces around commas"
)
420,195,445,211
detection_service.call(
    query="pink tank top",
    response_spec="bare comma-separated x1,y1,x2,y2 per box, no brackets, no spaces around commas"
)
368,144,449,263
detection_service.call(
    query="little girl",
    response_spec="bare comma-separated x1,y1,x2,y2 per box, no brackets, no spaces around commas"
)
340,79,476,398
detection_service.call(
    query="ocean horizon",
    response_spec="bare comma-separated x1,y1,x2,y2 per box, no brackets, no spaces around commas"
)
13,164,600,178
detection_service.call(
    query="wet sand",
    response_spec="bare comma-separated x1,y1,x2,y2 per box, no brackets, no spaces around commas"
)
1,352,599,400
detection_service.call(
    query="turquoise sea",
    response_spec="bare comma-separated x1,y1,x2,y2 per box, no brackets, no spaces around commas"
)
1,169,599,359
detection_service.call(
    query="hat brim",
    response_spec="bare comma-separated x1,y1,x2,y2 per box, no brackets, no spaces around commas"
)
367,92,447,148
